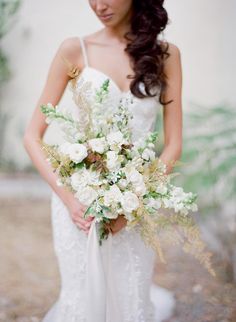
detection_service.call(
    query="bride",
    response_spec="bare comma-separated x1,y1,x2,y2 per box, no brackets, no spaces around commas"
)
24,0,182,321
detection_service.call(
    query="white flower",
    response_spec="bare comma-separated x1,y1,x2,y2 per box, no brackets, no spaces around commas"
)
174,202,184,212
125,169,143,185
134,182,147,196
156,184,168,195
163,198,174,209
107,131,127,150
75,186,98,206
172,187,184,197
106,151,121,171
121,191,140,213
103,184,123,207
88,137,107,154
67,143,88,163
125,169,146,196
190,203,198,212
146,198,162,210
118,179,128,189
71,168,101,190
142,148,156,161
107,131,123,145
58,142,71,155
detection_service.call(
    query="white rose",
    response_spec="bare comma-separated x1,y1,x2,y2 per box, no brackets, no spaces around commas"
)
88,137,107,154
67,143,88,163
103,184,123,207
106,151,120,171
121,191,140,213
142,148,156,161
75,186,98,206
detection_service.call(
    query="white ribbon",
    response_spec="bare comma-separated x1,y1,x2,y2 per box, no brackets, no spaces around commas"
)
85,220,123,322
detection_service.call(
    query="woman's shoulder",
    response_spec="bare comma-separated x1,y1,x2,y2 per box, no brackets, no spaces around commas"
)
159,40,181,57
159,40,182,73
57,36,84,77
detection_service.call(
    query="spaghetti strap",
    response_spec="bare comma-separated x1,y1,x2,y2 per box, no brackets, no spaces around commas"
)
79,36,89,67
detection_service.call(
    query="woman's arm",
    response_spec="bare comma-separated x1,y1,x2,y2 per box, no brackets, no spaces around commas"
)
159,43,183,174
23,38,93,233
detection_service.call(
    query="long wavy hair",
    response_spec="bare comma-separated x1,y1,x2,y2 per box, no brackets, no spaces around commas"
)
124,0,172,105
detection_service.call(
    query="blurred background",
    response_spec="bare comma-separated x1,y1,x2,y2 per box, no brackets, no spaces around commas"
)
0,0,235,321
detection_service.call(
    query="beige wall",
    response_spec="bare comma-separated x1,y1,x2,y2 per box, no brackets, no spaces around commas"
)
1,0,235,168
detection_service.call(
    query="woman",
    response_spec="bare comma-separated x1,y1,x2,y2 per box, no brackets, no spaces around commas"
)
24,0,182,321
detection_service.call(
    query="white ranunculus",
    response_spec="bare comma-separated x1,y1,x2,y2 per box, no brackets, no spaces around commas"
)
88,137,107,154
75,186,98,206
106,151,120,171
67,143,88,163
142,148,156,161
103,184,123,207
121,191,140,213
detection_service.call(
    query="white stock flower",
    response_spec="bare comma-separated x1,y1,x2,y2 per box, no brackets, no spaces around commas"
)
75,186,98,206
141,148,156,161
88,137,108,154
121,191,140,213
67,143,88,163
106,151,121,171
146,198,162,210
125,169,146,196
156,184,168,195
103,184,123,207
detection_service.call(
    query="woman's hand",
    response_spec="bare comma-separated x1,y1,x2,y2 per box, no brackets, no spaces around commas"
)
65,194,94,234
105,215,127,235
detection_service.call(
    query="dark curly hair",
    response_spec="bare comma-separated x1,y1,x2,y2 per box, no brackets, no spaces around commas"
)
124,0,172,105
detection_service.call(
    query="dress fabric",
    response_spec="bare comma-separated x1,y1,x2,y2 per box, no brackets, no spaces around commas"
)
41,36,166,322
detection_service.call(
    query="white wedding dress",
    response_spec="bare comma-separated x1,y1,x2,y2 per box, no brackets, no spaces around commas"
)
42,37,175,322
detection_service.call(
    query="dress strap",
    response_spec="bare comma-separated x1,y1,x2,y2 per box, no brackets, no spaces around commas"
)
79,36,89,67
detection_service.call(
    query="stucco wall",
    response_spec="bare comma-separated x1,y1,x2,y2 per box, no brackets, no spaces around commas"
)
1,0,235,168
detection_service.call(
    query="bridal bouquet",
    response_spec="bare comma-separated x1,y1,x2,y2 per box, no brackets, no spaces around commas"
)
40,79,216,276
